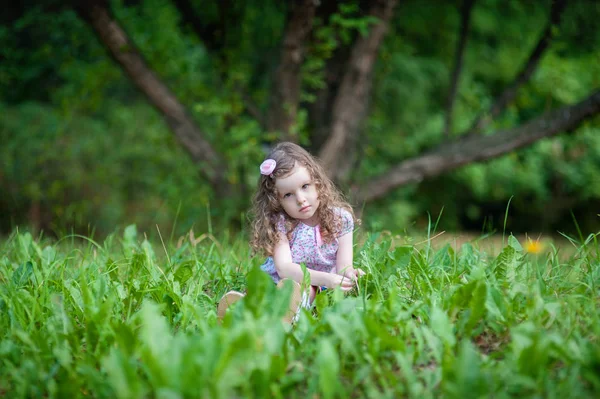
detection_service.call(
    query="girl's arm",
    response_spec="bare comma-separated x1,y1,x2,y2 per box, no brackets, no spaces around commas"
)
336,232,365,279
273,233,353,289
336,232,356,277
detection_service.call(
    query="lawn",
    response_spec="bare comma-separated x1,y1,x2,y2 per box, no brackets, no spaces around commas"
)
1,226,599,398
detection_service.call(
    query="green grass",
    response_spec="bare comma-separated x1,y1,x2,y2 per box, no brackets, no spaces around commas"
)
1,225,599,398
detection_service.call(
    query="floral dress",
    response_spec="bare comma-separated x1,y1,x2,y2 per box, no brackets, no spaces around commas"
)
260,207,354,283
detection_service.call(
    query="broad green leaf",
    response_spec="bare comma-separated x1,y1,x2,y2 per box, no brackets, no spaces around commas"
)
12,261,33,288
465,281,487,335
123,225,138,252
103,347,144,399
430,306,456,347
508,235,523,252
173,262,193,285
317,338,340,399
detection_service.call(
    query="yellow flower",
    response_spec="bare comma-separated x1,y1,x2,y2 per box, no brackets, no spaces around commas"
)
525,237,544,254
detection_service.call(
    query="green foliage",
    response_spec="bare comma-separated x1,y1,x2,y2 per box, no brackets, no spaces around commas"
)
450,122,600,232
361,0,600,233
0,101,213,234
1,0,599,236
303,1,380,97
1,229,599,397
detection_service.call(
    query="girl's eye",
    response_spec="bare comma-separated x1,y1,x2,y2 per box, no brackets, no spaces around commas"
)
283,193,291,199
302,184,309,189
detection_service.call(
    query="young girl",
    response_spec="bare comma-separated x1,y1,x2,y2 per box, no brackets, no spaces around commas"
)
217,142,364,322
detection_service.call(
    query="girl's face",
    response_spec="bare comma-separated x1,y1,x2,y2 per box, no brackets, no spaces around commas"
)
274,164,320,226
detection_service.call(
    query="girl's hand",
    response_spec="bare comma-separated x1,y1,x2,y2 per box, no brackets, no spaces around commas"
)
354,268,366,277
341,268,366,281
328,274,355,291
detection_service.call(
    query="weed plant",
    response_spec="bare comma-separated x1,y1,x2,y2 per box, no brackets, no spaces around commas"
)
0,226,599,398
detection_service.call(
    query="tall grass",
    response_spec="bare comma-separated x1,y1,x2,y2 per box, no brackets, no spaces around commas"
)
1,226,599,398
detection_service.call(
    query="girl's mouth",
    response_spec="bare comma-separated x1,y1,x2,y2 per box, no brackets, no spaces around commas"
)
299,205,311,212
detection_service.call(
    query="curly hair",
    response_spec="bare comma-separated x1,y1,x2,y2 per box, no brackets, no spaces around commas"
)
250,142,357,256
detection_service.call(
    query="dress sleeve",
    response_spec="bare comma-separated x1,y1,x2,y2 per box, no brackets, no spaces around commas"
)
337,208,354,237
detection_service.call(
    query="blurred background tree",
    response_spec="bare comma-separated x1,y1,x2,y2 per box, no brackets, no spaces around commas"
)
1,0,599,238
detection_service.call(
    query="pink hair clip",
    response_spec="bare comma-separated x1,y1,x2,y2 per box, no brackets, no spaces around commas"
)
260,159,276,177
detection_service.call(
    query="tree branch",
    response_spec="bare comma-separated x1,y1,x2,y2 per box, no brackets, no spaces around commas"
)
267,0,317,141
467,0,568,135
356,89,600,203
75,0,227,189
307,45,353,154
444,0,476,138
305,2,354,153
318,0,398,182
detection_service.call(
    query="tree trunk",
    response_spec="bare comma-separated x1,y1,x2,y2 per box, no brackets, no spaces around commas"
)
75,0,227,191
307,45,352,153
267,0,317,141
356,90,600,203
305,2,353,153
318,0,398,183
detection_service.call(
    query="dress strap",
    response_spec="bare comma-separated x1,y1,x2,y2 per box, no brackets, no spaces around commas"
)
315,225,323,247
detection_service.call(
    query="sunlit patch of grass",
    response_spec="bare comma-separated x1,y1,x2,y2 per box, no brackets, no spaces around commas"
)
381,231,577,260
0,226,599,397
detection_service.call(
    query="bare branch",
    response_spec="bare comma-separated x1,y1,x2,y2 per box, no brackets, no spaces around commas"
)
318,0,398,182
75,0,227,189
356,90,600,203
467,0,568,135
444,0,476,138
267,0,317,141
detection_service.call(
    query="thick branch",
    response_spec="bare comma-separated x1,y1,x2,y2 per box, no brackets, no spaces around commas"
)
444,0,476,138
357,90,600,203
307,45,353,153
267,0,317,140
467,0,568,135
318,0,398,182
75,0,226,188
306,2,354,153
